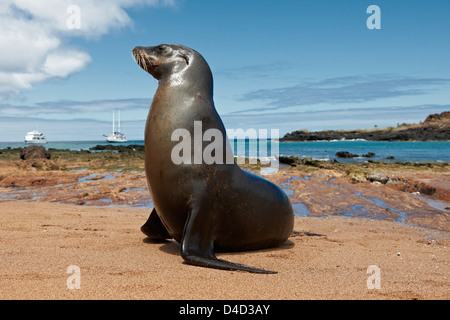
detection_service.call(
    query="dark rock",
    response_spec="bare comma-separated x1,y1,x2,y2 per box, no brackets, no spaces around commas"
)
303,158,321,167
4,183,22,188
362,152,375,158
278,156,321,167
336,151,359,158
366,173,390,184
20,146,51,160
417,185,436,196
278,156,298,165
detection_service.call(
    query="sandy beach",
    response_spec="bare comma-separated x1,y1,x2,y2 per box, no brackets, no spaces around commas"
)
0,152,449,300
0,200,448,300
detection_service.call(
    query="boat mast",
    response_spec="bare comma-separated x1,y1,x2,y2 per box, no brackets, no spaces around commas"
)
118,110,121,133
112,110,115,134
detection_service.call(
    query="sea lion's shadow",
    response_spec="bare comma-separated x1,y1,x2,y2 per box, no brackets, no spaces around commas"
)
142,237,180,255
142,237,296,257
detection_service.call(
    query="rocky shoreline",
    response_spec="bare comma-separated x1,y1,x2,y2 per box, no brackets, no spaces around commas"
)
281,112,450,141
1,143,449,231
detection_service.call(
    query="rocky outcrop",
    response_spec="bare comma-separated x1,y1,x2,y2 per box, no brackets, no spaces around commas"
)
20,146,51,160
336,151,359,158
424,111,450,123
281,112,450,141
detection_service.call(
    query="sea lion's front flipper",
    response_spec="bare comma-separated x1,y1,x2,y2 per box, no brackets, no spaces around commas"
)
180,205,277,274
141,208,172,240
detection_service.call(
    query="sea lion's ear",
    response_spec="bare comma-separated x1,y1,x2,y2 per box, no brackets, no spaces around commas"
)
178,53,189,65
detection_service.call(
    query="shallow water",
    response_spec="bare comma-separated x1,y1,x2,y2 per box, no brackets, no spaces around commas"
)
412,194,449,212
278,173,447,231
291,203,310,217
353,192,408,224
280,176,311,216
78,173,116,183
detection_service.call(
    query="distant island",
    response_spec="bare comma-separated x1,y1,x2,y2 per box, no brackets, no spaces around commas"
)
280,111,450,142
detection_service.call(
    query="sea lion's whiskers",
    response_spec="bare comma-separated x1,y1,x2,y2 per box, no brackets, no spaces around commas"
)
143,57,150,73
138,55,149,73
132,51,147,72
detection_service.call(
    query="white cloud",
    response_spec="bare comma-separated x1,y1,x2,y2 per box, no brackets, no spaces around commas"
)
42,49,92,78
0,0,174,101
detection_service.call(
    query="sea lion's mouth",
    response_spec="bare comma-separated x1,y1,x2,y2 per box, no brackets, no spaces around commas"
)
132,48,155,74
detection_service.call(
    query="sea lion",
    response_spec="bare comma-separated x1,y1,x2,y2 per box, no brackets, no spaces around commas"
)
132,44,294,274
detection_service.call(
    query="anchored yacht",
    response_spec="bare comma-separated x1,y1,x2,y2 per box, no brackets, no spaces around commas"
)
24,130,47,144
104,110,127,143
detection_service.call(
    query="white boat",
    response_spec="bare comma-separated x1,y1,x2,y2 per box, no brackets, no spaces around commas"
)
104,110,127,143
24,130,47,144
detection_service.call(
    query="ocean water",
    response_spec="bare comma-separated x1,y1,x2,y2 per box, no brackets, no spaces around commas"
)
1,139,449,163
277,140,450,163
234,139,450,163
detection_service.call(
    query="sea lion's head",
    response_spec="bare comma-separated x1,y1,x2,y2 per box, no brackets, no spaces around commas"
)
132,44,192,80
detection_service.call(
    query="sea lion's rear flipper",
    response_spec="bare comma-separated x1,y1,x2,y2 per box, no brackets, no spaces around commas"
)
141,208,172,240
180,205,277,274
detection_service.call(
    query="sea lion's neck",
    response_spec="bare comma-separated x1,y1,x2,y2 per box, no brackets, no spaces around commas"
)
158,60,213,99
150,78,212,116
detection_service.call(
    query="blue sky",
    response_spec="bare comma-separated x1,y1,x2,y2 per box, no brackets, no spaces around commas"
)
0,0,449,141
